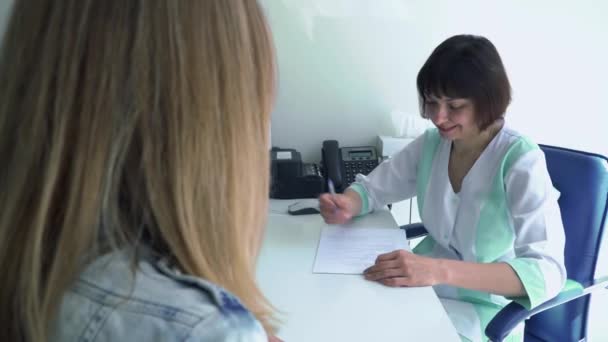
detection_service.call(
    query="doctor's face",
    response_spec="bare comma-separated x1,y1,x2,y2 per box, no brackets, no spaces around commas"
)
424,95,479,141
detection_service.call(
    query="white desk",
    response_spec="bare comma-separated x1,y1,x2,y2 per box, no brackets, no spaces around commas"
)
257,199,460,342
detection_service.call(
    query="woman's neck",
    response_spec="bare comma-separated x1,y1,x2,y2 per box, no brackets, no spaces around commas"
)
452,119,504,157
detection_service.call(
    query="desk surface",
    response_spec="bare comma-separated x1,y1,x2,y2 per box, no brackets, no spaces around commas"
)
257,199,460,342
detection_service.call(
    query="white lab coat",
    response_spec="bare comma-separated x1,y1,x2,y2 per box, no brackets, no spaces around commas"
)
350,126,566,342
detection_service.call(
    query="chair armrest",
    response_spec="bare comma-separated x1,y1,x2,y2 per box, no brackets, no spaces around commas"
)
485,276,608,342
399,223,428,239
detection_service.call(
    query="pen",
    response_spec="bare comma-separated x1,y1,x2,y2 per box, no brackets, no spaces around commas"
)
327,178,336,195
327,178,339,214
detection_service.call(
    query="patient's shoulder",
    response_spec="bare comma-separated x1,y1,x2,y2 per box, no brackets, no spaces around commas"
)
51,249,267,341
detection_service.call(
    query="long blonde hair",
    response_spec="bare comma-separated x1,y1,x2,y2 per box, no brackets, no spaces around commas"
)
0,1,276,340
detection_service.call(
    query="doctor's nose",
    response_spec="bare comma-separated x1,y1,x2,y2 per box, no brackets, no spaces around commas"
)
432,104,450,124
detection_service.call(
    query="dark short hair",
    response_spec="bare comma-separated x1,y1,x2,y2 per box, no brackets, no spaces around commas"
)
416,35,511,130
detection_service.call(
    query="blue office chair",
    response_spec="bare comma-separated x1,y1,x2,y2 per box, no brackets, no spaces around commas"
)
402,144,608,342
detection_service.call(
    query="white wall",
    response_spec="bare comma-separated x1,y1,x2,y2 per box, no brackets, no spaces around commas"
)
262,1,607,340
262,0,608,163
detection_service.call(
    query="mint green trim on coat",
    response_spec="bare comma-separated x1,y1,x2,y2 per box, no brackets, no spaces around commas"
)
412,235,436,256
411,129,442,258
562,279,583,293
481,136,543,310
416,129,442,219
349,183,370,216
474,170,515,262
457,288,501,308
506,258,546,310
502,137,538,176
475,136,538,263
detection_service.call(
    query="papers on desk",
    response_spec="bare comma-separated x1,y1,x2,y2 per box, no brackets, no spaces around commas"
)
313,226,408,274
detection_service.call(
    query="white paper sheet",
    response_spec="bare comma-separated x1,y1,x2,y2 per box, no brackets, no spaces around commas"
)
313,226,408,274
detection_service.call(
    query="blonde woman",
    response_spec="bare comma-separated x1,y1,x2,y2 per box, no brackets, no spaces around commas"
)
0,1,281,341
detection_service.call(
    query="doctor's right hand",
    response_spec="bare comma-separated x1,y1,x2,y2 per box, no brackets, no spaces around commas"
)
318,190,360,224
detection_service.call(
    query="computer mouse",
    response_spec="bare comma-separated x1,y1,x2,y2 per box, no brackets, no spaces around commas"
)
288,199,321,215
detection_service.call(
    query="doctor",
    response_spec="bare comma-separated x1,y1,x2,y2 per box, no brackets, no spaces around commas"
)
319,35,566,342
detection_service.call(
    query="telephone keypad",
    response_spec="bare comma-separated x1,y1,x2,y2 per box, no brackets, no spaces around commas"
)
343,160,377,184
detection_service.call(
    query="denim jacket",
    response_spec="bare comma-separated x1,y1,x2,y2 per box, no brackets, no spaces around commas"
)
51,248,268,341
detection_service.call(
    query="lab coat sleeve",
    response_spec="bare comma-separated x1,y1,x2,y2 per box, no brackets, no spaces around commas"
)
504,149,567,310
349,133,425,215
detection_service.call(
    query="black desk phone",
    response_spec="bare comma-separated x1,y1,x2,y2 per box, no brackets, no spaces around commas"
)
269,141,379,199
270,147,324,199
321,140,379,193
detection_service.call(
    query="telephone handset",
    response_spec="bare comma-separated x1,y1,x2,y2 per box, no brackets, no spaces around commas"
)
322,140,343,190
322,140,379,193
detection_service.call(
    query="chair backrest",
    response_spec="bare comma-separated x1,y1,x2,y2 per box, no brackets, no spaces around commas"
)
524,145,608,342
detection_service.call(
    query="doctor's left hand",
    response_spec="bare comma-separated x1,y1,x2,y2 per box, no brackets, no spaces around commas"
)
363,250,444,287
